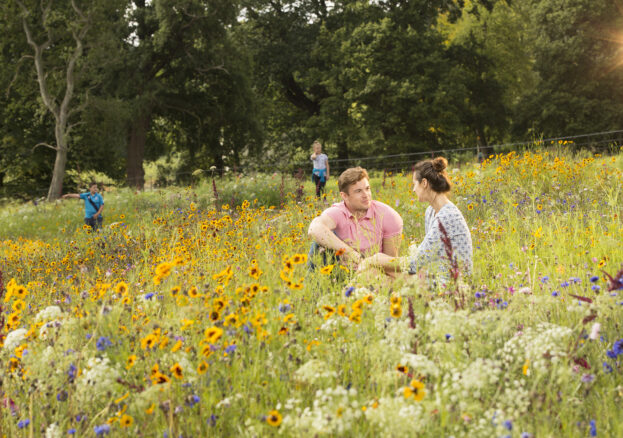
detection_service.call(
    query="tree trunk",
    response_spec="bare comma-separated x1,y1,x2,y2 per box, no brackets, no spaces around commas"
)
127,113,150,189
47,126,68,200
475,127,492,157
18,0,88,201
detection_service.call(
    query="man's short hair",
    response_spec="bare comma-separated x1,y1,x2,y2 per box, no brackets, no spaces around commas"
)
338,167,369,193
89,181,98,188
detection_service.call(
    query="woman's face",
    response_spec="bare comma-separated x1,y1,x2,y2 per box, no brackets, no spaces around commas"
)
412,173,427,202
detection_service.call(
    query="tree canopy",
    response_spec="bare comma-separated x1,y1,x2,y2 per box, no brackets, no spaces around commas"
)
1,0,622,199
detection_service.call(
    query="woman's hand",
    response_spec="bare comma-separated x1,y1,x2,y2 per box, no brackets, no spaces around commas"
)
357,254,378,272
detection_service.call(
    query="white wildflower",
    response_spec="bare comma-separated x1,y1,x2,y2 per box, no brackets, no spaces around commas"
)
293,359,337,385
3,328,28,351
35,305,63,322
45,423,62,438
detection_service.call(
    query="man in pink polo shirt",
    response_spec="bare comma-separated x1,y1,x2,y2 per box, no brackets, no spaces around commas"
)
308,167,403,267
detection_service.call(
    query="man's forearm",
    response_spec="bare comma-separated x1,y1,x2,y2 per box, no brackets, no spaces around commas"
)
310,227,350,252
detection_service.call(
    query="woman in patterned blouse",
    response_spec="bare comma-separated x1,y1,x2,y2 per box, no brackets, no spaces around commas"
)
358,157,472,281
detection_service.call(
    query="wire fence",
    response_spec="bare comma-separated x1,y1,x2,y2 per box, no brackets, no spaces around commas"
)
12,129,623,199
164,129,623,183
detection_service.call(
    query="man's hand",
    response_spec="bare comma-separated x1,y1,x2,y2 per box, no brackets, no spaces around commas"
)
341,249,362,268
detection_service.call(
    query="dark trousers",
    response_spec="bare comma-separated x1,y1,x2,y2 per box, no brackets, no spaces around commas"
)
308,231,339,271
85,216,103,231
312,174,326,198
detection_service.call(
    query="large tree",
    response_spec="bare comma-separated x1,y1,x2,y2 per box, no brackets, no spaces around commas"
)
107,0,257,188
7,0,96,200
513,0,623,137
243,0,476,170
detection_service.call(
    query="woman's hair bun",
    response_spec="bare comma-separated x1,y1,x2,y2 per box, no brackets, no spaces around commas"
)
432,157,447,172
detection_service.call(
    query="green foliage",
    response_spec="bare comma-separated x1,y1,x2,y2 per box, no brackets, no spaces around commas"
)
2,0,623,201
513,0,623,136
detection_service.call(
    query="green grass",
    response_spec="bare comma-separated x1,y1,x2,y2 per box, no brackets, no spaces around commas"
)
0,147,622,437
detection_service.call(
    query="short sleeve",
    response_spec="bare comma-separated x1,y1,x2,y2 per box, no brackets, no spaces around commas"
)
79,193,88,200
323,207,343,228
382,206,403,238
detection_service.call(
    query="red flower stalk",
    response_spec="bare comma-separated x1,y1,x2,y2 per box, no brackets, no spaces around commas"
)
407,297,416,329
438,221,459,281
602,266,623,292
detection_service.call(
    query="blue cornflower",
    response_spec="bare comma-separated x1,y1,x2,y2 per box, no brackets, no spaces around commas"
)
186,394,201,407
570,277,581,284
17,419,30,429
503,420,513,430
68,429,76,435
145,292,155,300
590,276,599,283
85,333,92,340
475,291,486,299
589,419,597,437
94,424,111,435
57,391,68,402
560,281,570,288
96,336,112,352
68,364,77,380
581,374,595,383
345,287,354,297
242,324,253,334
521,433,532,438
592,285,601,292
224,344,237,354
613,339,623,356
552,291,559,297
207,414,218,426
607,350,617,359
541,276,549,283
278,303,291,313
445,334,453,341
603,362,613,373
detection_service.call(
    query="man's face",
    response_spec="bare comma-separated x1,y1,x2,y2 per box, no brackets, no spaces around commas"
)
341,178,372,211
90,185,98,195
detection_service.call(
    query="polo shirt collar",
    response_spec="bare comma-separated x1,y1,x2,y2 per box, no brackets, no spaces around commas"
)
342,201,373,221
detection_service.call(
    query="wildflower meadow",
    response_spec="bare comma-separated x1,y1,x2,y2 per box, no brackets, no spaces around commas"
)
1,148,623,437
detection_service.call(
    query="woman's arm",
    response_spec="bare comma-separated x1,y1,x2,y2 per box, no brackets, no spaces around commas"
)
357,252,403,273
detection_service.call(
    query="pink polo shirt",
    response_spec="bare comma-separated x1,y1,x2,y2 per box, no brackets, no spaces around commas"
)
324,200,403,255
